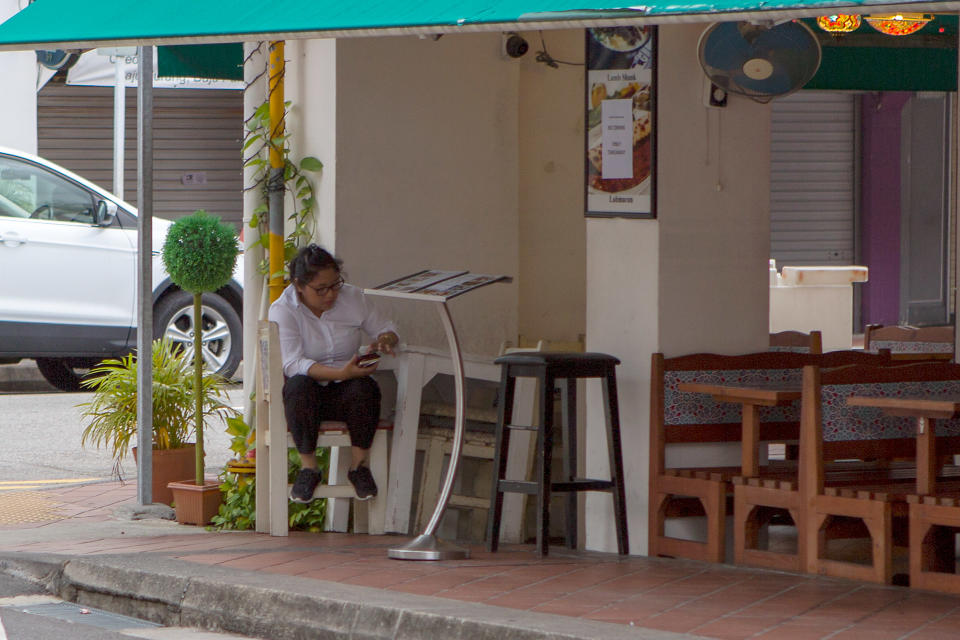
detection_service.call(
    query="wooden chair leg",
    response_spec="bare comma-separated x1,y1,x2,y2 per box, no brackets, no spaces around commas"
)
536,372,554,558
486,370,515,552
324,444,352,533
415,433,445,533
910,502,960,593
865,505,894,584
366,429,389,535
733,489,753,565
561,377,577,549
603,369,629,555
703,481,726,563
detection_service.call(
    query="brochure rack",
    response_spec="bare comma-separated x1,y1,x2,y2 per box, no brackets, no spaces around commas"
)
365,270,511,561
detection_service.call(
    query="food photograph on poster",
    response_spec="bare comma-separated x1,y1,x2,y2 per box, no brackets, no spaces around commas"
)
585,26,656,218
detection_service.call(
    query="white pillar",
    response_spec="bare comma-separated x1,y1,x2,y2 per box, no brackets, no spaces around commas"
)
583,23,772,555
242,41,268,422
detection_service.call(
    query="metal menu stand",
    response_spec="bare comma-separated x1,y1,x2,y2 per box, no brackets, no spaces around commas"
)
365,270,511,561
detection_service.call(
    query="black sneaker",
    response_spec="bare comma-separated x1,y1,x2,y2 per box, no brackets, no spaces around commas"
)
348,465,378,500
290,468,320,504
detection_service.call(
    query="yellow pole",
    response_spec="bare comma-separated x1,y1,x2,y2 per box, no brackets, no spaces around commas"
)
268,41,285,304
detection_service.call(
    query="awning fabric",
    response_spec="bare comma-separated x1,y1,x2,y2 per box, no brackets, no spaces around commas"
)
157,44,243,80
0,0,958,50
805,15,959,90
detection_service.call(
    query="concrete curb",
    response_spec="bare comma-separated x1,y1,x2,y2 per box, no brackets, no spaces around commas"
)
0,552,710,640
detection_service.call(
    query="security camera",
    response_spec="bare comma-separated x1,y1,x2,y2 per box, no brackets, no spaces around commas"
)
502,32,529,59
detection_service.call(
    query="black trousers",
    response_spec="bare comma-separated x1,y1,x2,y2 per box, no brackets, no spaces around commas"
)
282,375,381,453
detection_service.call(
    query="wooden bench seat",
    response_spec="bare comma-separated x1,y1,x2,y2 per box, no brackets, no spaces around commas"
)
733,362,960,583
649,350,888,564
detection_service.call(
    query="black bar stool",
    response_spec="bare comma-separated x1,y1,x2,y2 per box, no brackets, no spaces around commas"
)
485,352,629,557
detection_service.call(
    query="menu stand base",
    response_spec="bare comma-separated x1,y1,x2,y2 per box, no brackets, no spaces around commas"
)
388,534,470,561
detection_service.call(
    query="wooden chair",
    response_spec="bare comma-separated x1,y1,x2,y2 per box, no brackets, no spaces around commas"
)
254,321,391,536
734,362,960,583
649,349,888,564
864,324,954,361
769,330,823,354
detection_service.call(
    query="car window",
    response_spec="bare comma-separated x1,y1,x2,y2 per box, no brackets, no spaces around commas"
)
0,156,97,224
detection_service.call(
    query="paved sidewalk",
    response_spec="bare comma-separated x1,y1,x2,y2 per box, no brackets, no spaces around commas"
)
0,481,958,639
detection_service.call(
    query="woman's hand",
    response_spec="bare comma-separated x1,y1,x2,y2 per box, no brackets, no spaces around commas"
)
375,331,399,355
340,354,378,379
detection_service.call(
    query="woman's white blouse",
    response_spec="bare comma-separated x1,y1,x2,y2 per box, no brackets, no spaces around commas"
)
268,283,398,379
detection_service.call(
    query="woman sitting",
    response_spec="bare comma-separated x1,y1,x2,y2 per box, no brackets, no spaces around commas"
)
268,244,399,503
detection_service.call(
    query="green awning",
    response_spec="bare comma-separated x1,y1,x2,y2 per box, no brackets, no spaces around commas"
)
1,0,958,50
803,15,959,90
157,44,243,80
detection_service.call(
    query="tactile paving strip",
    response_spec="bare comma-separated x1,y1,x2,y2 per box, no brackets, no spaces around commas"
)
0,491,63,524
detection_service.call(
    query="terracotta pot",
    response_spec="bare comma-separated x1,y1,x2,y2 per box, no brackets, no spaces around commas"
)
132,445,196,506
167,479,223,525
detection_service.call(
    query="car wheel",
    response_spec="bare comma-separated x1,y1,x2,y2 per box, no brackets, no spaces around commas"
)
35,357,102,392
154,290,242,380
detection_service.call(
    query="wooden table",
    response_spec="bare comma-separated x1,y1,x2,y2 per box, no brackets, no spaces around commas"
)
846,395,960,495
676,382,801,477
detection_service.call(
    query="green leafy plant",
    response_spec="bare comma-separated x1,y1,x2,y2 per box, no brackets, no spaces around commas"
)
243,97,323,281
211,469,256,530
78,338,236,464
212,447,329,532
162,210,240,485
224,414,256,461
287,448,329,531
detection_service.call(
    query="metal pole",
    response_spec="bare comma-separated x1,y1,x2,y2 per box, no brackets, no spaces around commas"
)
242,41,267,425
113,57,125,200
136,46,154,505
267,41,285,305
388,300,469,560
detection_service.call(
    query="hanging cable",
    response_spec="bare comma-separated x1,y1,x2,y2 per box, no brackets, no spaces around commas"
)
534,31,584,69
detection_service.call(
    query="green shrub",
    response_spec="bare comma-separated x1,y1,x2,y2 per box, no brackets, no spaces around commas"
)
211,447,329,532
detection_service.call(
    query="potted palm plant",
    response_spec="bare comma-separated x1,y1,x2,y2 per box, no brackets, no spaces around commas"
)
161,209,240,524
78,337,236,506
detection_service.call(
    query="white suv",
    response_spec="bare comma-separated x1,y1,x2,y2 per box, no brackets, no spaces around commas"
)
0,146,243,391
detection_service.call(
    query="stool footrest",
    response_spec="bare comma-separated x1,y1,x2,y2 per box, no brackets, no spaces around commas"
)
551,479,615,492
497,480,539,495
506,424,538,432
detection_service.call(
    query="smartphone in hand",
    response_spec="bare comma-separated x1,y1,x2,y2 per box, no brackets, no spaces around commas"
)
357,352,381,368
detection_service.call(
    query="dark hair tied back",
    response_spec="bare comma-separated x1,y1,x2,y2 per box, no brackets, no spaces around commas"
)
289,244,342,285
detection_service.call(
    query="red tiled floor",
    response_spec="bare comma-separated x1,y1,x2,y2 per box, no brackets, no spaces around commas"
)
6,481,960,640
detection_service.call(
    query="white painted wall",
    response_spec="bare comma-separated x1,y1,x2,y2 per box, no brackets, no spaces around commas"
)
517,30,586,345
0,0,37,154
286,39,338,253
584,23,772,555
287,31,586,356
331,34,520,356
281,24,773,555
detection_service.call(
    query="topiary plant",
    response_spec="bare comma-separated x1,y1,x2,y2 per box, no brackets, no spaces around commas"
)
162,210,240,485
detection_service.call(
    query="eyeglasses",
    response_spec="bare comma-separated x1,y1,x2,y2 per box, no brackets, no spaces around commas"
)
305,277,344,296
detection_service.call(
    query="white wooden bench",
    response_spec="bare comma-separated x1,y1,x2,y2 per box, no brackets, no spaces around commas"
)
378,345,537,542
254,321,390,536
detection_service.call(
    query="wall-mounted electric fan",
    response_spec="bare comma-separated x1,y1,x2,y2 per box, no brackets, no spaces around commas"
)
698,21,822,102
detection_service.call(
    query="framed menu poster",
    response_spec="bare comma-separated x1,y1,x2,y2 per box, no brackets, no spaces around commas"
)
585,26,657,218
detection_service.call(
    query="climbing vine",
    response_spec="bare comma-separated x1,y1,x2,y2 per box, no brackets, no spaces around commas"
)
242,43,323,283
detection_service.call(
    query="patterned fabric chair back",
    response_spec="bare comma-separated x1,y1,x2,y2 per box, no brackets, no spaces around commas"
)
663,368,802,427
864,325,953,357
820,379,960,442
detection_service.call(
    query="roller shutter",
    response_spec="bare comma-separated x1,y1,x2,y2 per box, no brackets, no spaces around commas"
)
37,84,243,229
770,91,856,267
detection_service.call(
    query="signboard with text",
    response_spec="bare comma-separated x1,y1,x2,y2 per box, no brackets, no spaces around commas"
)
585,27,657,218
